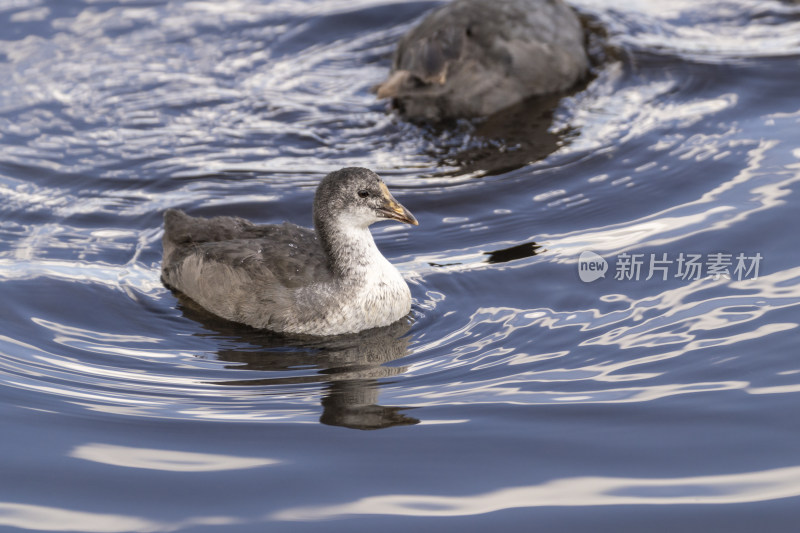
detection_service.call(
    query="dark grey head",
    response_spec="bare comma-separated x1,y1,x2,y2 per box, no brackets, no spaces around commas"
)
313,167,418,231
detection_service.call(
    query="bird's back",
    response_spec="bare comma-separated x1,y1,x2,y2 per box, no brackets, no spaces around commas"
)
161,209,334,330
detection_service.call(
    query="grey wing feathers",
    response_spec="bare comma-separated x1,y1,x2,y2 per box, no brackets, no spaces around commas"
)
163,208,308,244
161,209,332,329
162,208,331,286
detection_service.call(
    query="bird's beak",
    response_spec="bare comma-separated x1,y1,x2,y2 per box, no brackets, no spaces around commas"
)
377,183,418,226
375,70,410,99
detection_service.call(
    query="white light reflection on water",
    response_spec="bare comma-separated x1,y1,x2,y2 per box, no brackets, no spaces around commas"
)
0,0,435,177
396,376,746,405
401,266,800,407
272,465,800,520
0,313,409,424
401,137,799,274
70,443,278,472
572,0,800,59
0,258,163,294
0,502,237,533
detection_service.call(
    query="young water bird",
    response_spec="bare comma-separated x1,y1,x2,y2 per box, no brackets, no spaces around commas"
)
376,0,589,121
161,168,418,336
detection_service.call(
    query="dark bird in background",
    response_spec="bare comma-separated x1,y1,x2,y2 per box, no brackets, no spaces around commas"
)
376,0,589,121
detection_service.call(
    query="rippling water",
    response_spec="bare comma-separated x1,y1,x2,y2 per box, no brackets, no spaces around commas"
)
2,0,800,531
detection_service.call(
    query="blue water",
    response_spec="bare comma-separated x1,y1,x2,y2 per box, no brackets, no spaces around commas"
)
2,0,800,531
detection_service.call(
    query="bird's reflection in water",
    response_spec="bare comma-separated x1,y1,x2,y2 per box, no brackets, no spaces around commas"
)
428,15,614,178
428,92,571,178
175,293,419,430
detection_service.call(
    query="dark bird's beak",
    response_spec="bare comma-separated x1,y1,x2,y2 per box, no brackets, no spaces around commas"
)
377,183,418,226
375,71,410,99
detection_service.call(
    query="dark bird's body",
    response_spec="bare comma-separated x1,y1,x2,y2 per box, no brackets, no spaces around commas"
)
377,0,589,121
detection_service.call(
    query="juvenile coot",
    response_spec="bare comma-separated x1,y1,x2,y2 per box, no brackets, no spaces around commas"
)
161,168,418,336
376,0,589,121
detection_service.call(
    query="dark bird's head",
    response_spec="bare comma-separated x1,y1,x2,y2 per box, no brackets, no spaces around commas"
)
313,167,418,231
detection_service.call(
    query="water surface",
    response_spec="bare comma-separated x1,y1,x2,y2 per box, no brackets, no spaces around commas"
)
2,0,800,531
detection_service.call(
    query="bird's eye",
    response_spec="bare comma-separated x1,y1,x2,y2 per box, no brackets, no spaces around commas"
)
357,189,370,198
